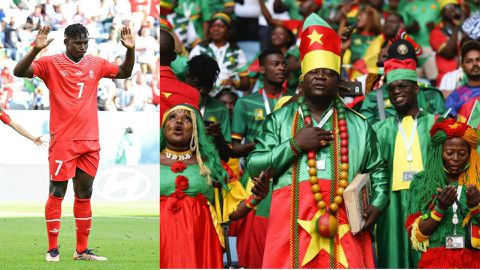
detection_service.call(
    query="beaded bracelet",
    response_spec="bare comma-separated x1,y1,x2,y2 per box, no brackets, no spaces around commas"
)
430,209,444,222
470,204,480,216
434,205,446,215
245,195,258,209
289,137,303,156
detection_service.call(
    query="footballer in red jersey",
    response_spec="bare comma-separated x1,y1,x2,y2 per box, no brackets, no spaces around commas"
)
14,23,135,262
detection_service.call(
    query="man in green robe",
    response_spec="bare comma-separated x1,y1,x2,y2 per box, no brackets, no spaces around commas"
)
373,40,437,268
247,13,388,268
360,83,445,126
230,48,292,268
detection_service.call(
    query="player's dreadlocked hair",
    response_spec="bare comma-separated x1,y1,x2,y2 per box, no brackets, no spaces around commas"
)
64,23,89,39
187,55,220,92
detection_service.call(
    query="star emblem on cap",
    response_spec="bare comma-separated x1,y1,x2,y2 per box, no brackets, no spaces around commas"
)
449,123,460,129
308,30,324,46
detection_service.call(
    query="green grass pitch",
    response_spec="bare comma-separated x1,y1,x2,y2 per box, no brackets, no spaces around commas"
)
0,202,159,270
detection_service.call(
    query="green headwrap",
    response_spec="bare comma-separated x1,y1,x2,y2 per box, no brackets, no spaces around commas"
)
161,104,228,188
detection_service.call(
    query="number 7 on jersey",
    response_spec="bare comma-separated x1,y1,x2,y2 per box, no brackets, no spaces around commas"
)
54,160,63,176
77,82,84,98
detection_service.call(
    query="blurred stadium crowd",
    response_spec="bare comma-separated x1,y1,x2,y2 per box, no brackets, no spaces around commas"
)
0,0,159,111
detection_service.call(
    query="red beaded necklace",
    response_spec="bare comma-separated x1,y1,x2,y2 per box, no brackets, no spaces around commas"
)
297,96,349,238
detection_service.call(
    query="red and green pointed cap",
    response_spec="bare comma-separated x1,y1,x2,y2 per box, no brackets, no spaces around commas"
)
300,13,341,79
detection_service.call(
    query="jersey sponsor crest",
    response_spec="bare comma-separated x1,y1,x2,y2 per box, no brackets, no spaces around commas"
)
254,109,264,120
89,69,94,79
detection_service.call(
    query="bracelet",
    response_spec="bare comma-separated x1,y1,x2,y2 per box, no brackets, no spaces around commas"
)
289,137,303,156
434,205,446,215
245,195,258,209
469,203,480,212
430,209,444,222
470,204,480,216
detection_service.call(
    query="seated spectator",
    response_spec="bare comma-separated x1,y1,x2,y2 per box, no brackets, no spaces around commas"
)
344,5,382,79
3,17,21,61
402,0,440,85
445,40,480,117
430,0,462,86
216,89,238,120
135,26,157,73
62,0,78,24
72,4,91,25
32,85,49,110
116,78,136,111
28,5,45,30
48,4,68,31
133,71,155,111
189,12,249,97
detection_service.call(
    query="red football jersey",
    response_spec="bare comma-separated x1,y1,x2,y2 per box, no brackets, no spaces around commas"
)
0,106,11,125
32,54,118,141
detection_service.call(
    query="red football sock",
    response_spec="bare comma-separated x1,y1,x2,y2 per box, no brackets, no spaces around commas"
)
45,195,63,250
74,197,92,253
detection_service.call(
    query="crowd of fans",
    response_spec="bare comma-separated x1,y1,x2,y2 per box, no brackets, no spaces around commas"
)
162,0,480,108
0,0,159,111
161,0,480,268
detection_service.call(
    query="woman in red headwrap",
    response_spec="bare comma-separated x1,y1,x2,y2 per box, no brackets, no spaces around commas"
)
406,118,480,268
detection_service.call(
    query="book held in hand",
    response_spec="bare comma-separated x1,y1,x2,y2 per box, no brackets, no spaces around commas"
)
343,173,372,235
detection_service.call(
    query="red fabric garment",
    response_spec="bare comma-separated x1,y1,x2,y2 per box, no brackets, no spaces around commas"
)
262,180,374,268
0,106,11,125
418,246,480,268
232,211,269,268
430,24,459,86
160,66,200,121
73,197,92,252
1,69,14,84
345,95,365,109
150,0,160,18
160,194,223,268
45,194,63,250
281,20,303,37
129,0,148,13
32,54,118,141
405,212,422,237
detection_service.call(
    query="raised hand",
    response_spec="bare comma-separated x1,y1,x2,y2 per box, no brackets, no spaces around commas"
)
205,122,222,138
251,168,272,202
120,26,135,49
466,184,480,209
436,186,457,211
34,26,54,50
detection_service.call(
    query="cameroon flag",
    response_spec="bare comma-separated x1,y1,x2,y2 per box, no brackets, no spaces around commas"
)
467,100,480,129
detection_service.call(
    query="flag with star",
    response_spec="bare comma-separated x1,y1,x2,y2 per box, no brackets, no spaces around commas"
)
299,13,341,79
467,100,480,129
